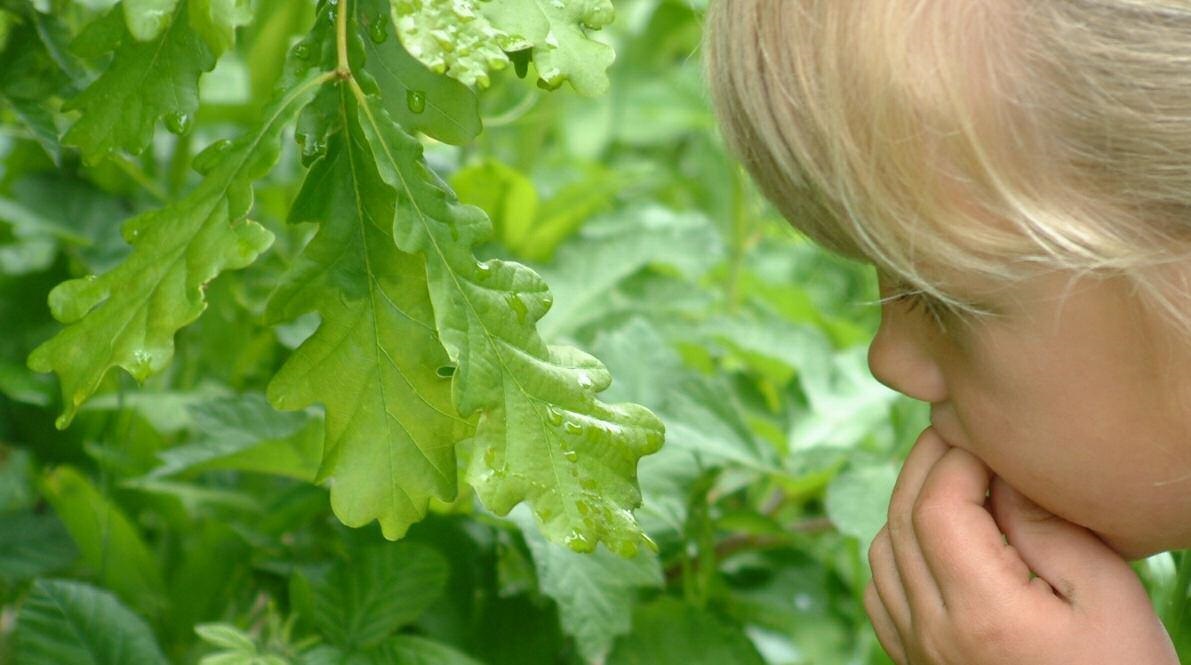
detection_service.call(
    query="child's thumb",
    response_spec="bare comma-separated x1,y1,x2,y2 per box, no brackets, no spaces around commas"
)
988,476,1141,605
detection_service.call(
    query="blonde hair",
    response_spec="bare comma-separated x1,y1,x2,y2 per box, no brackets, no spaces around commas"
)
703,0,1191,335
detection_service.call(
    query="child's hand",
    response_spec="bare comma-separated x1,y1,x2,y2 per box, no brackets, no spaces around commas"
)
864,427,1178,665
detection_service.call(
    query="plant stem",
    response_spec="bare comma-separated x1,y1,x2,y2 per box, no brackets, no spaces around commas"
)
335,0,350,78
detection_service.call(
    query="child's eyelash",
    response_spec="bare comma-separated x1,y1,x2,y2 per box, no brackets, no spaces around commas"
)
888,291,954,328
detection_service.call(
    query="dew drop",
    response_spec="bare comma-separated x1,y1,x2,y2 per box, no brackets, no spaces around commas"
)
564,530,593,553
576,370,593,389
506,294,528,323
562,449,577,462
563,420,583,436
369,16,388,44
406,89,427,114
193,139,233,175
475,261,491,279
294,42,311,60
545,405,564,426
436,364,456,379
301,138,328,167
165,111,192,136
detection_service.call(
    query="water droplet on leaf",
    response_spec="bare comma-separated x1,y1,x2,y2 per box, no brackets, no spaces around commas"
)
545,406,564,426
565,530,593,553
436,364,456,378
576,370,593,389
369,16,388,43
562,450,577,462
506,294,528,323
193,139,233,175
563,420,583,435
301,138,328,167
406,89,426,114
165,111,192,136
294,42,311,60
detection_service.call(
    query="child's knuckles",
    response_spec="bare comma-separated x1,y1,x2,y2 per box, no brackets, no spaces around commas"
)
910,492,955,538
868,525,891,570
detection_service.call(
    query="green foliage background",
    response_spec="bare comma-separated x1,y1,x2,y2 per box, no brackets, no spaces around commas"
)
0,0,1187,663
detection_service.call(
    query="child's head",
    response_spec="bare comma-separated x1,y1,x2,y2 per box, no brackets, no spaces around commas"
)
704,0,1191,558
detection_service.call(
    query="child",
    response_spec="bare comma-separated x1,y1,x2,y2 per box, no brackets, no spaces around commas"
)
704,1,1191,663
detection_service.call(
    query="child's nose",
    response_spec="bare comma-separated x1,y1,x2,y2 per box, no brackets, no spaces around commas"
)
866,308,948,404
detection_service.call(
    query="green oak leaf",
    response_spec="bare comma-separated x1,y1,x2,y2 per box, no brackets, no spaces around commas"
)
28,69,328,428
390,0,615,96
123,0,179,41
482,0,616,96
63,1,214,162
266,84,470,540
358,0,481,146
355,87,664,555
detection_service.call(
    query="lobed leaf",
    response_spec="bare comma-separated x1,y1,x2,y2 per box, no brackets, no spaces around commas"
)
29,69,328,428
390,0,615,95
354,85,664,554
267,84,470,540
64,1,215,162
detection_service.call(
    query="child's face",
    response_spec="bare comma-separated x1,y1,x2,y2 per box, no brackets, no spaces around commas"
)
868,267,1191,559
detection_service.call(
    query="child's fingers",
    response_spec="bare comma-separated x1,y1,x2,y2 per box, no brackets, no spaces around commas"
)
868,525,912,634
911,446,1035,610
988,476,1148,608
864,580,909,665
886,428,950,617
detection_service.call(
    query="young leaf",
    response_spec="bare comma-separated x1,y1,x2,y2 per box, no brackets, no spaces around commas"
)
481,0,616,95
14,579,168,665
390,0,616,95
28,69,329,429
267,84,470,540
38,466,165,613
123,0,181,41
63,1,215,161
353,87,664,555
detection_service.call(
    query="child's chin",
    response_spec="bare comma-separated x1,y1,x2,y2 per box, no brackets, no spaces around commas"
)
1097,533,1161,562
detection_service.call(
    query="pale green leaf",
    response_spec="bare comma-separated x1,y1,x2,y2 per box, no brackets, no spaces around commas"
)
39,466,165,612
510,505,663,662
188,0,253,53
64,1,215,161
14,579,168,665
390,0,615,95
123,0,179,41
390,0,511,88
267,85,469,540
825,462,898,551
29,69,328,428
481,0,616,96
195,623,257,652
357,92,664,555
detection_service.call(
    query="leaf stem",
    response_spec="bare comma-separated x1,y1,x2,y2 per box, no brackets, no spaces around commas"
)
335,0,351,79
